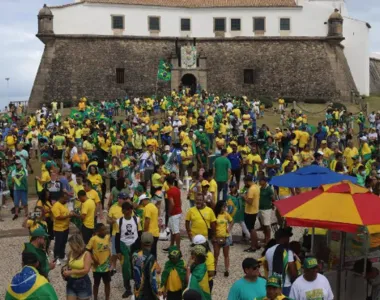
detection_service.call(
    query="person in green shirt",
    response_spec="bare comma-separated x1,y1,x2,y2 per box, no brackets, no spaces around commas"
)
214,149,231,202
23,227,55,279
11,160,28,220
258,177,274,244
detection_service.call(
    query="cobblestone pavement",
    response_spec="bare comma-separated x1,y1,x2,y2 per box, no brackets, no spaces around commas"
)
0,189,304,299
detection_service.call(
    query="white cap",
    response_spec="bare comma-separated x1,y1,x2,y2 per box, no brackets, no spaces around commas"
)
164,145,170,151
360,136,368,142
138,194,149,203
192,234,207,245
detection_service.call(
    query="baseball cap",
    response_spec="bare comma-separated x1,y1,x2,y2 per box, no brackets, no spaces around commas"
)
41,153,49,159
201,180,210,187
321,140,327,144
360,136,368,142
168,245,182,259
191,245,207,257
164,145,170,151
31,227,48,238
192,234,207,245
229,181,237,187
138,194,150,203
266,275,282,288
15,159,22,164
304,257,319,269
118,192,128,199
135,185,145,193
141,232,154,245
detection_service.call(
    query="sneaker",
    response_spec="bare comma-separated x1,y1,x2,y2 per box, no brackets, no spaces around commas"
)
62,255,68,262
12,214,18,221
162,247,169,252
224,271,229,277
122,290,132,298
55,259,61,266
110,269,117,277
103,209,108,213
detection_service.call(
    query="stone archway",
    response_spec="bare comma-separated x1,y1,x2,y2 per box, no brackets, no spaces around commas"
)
181,73,197,95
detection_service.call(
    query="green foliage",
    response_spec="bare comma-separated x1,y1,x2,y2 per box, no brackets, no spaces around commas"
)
331,102,347,111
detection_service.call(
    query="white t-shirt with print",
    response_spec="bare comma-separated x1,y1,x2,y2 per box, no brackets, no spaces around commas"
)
265,244,294,287
289,273,334,300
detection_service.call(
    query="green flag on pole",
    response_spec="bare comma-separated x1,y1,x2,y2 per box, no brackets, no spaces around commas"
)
157,59,172,81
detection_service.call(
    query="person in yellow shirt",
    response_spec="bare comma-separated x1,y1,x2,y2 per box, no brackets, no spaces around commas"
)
107,193,127,273
300,144,314,166
343,140,359,172
215,132,226,150
84,179,102,219
243,175,260,252
160,246,187,299
298,130,310,150
146,131,159,152
318,140,333,162
78,99,86,111
6,133,17,151
139,194,160,258
77,190,96,244
86,223,111,300
213,201,233,277
71,146,89,171
51,195,73,262
180,143,194,178
278,98,285,112
110,140,123,157
246,147,262,176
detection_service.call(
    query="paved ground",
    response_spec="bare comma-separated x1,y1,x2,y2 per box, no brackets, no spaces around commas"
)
0,189,304,299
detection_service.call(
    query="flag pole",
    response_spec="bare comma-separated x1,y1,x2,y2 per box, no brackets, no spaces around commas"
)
155,64,159,101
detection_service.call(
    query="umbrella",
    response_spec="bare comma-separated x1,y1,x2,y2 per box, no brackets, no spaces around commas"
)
270,165,357,188
275,181,380,300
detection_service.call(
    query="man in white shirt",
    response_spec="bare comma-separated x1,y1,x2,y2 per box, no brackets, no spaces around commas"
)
115,201,140,298
265,227,297,296
290,257,333,300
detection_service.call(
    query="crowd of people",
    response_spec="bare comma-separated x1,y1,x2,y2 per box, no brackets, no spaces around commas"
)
1,92,379,300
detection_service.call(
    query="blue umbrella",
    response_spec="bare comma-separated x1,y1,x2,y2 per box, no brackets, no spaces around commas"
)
270,165,358,188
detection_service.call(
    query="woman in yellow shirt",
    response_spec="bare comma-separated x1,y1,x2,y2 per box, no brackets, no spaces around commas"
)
213,201,233,277
62,234,92,299
300,144,314,166
87,165,103,197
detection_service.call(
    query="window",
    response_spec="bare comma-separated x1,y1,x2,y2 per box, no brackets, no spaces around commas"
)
253,17,265,31
280,18,290,31
149,16,160,31
231,18,241,31
181,18,191,31
214,18,226,32
244,69,255,84
116,68,125,84
112,16,124,30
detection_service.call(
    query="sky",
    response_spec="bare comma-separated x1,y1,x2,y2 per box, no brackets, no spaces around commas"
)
0,0,379,109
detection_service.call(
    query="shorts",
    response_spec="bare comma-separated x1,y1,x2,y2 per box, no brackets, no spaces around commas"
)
53,150,63,159
168,214,181,234
244,213,257,232
66,275,92,299
258,209,272,226
111,235,117,255
93,271,111,285
13,190,28,207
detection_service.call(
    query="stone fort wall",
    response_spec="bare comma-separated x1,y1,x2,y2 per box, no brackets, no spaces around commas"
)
29,35,357,110
370,58,380,95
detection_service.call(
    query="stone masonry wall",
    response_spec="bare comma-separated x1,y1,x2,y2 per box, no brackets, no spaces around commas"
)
29,35,358,110
370,58,380,95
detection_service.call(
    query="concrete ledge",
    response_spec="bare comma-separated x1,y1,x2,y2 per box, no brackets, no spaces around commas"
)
37,33,344,43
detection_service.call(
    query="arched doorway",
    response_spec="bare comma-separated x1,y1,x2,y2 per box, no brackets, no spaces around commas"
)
181,73,197,95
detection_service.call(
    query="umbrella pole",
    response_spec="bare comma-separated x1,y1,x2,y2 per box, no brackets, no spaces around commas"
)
337,232,346,300
311,227,315,255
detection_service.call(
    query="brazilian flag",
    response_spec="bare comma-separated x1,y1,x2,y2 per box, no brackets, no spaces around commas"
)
188,263,211,300
6,266,58,299
69,109,84,122
157,59,172,81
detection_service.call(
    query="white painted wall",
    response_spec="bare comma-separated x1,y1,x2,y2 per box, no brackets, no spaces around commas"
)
342,17,370,95
49,0,370,95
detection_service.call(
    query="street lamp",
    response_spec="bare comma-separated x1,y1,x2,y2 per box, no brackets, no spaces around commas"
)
5,78,10,103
